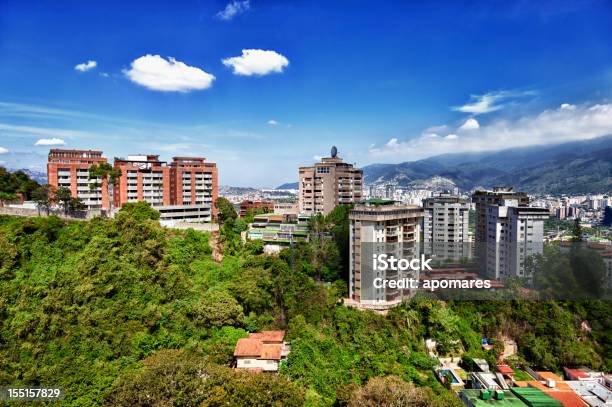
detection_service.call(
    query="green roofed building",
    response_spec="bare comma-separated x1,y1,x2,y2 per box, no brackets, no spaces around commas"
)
459,389,527,406
247,213,309,254
509,387,563,407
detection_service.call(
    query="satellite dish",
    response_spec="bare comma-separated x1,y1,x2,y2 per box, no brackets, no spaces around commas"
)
331,146,338,158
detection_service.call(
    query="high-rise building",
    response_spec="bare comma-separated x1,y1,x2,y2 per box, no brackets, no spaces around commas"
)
113,155,171,208
298,146,363,215
47,149,109,210
472,187,552,279
422,194,471,261
485,199,549,279
113,155,218,222
348,199,423,308
168,156,218,213
472,187,529,244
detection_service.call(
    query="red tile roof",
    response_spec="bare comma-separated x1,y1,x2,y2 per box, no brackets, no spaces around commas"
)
249,330,285,343
260,344,282,360
234,331,286,361
234,338,262,357
564,368,590,380
497,364,515,375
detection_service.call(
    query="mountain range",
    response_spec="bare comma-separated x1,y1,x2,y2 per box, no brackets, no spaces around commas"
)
363,136,612,194
278,136,612,194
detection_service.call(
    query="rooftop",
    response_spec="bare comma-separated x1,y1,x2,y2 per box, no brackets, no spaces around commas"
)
459,389,526,406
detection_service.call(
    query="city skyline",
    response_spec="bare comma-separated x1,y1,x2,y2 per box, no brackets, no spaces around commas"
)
1,1,612,187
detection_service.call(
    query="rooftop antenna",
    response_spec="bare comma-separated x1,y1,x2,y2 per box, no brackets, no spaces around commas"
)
331,145,338,158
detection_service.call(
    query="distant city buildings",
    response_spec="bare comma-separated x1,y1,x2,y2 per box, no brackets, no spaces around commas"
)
423,194,471,261
348,199,423,308
298,146,363,215
47,149,109,210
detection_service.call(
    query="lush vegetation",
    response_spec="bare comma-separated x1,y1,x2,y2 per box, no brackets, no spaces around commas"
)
0,166,40,201
0,202,610,406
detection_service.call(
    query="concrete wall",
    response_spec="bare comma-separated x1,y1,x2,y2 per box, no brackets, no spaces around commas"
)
0,206,96,220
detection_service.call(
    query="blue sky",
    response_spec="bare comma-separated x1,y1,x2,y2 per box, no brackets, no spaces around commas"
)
0,0,611,187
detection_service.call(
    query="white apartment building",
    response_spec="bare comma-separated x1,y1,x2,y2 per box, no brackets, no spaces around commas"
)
485,199,549,279
423,195,471,261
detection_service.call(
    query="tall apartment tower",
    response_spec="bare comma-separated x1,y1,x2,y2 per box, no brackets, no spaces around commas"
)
422,194,471,261
168,156,218,210
298,146,363,215
47,149,109,210
349,200,423,309
485,199,549,279
472,187,529,244
113,155,171,208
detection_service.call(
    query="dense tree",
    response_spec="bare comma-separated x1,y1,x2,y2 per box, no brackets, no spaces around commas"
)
55,186,73,215
346,376,459,407
108,349,304,407
32,184,53,215
0,206,609,406
603,206,612,227
88,163,121,213
571,218,583,241
0,167,40,199
215,196,238,225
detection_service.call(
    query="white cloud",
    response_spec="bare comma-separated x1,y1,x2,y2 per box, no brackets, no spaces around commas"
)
35,138,66,146
75,60,97,72
124,55,215,92
0,147,8,154
222,49,289,76
216,0,250,20
560,103,576,111
99,72,110,78
369,102,612,161
452,90,536,115
313,155,323,161
459,118,480,131
267,119,278,126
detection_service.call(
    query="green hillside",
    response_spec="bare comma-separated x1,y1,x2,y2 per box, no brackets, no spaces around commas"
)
0,205,609,406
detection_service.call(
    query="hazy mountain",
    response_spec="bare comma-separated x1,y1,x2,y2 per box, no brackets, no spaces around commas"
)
363,136,612,194
7,168,47,184
276,182,299,190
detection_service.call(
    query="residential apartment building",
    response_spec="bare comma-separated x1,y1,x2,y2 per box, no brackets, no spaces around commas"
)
473,187,529,244
47,149,109,210
348,199,423,309
485,199,549,279
422,194,471,261
113,154,218,222
168,156,218,218
113,155,171,208
298,146,363,215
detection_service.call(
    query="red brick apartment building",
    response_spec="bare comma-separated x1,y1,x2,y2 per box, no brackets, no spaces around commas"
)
169,157,218,209
113,155,172,208
47,149,110,210
47,150,218,221
113,154,218,220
